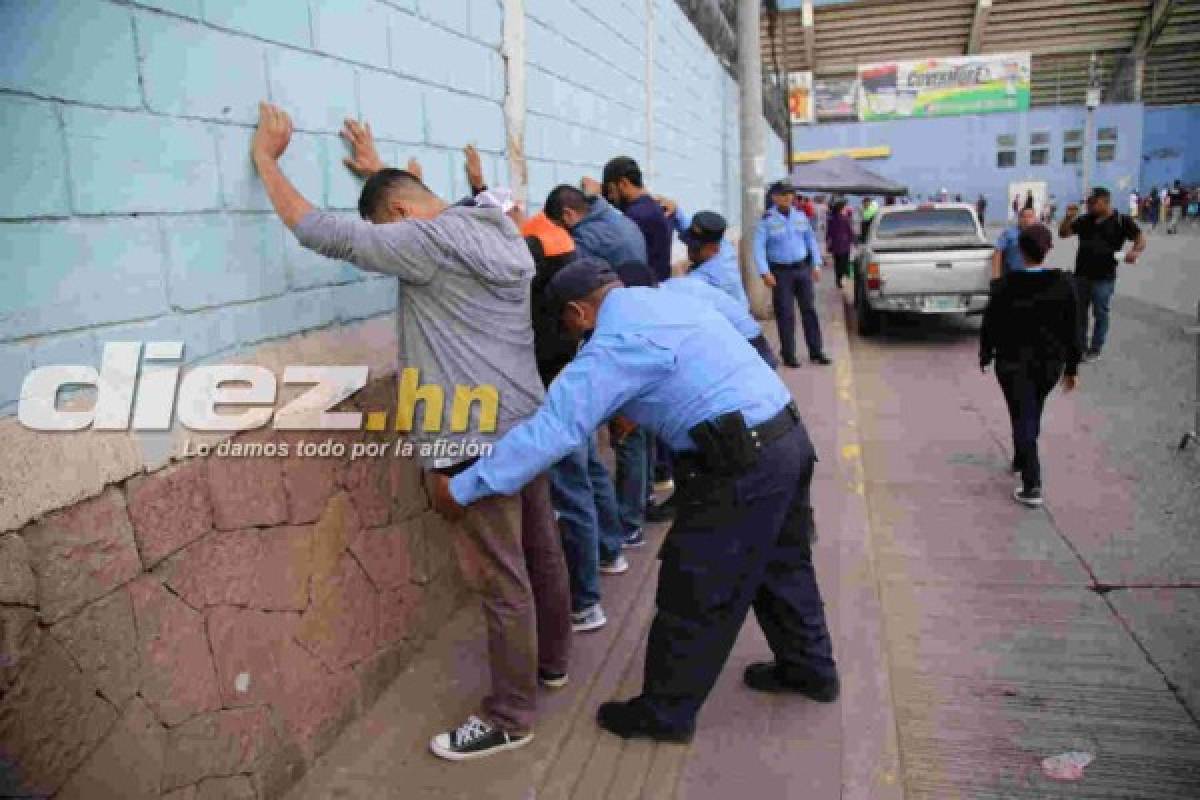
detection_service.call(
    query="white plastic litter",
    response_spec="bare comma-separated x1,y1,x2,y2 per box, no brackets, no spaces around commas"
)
1041,751,1094,781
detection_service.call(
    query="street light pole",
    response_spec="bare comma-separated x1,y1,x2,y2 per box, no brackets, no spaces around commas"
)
1082,52,1100,202
738,0,769,317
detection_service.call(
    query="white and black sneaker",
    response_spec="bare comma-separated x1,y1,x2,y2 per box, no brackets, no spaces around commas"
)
571,604,607,632
429,715,532,761
1013,486,1044,508
538,668,569,689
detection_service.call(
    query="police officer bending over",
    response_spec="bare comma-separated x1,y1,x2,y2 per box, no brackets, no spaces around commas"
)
430,258,839,743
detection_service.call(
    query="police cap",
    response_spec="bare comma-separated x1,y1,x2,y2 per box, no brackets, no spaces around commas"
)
546,257,621,310
680,210,726,246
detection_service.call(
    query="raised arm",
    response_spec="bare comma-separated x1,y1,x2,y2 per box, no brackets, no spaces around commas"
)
251,103,315,230
1058,204,1079,239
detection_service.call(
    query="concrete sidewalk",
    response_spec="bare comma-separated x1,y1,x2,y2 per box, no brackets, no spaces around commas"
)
283,283,898,799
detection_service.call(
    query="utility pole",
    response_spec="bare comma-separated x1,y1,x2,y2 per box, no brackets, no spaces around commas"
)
738,0,770,318
1082,52,1100,202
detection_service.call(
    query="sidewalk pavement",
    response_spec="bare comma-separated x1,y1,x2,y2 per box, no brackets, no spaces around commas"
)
283,280,900,799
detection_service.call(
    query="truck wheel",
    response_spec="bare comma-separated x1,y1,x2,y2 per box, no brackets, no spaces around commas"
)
855,280,881,336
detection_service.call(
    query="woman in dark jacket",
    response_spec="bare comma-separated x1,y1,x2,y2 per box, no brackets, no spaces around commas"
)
825,199,855,289
979,224,1082,507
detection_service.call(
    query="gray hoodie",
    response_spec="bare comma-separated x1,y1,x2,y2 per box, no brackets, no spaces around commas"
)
294,205,544,467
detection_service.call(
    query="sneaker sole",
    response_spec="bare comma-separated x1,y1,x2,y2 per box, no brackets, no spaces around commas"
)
623,539,646,549
429,732,533,761
599,563,629,575
1012,488,1044,507
572,618,607,633
539,674,569,689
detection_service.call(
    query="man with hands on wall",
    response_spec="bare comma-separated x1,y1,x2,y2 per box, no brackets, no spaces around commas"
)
251,103,572,762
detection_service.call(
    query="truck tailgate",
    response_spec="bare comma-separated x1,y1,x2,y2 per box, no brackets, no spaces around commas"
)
876,247,993,295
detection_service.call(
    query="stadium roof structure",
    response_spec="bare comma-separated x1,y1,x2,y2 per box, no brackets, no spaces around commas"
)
761,0,1200,108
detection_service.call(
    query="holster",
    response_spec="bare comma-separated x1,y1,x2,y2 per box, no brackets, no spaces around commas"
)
686,410,760,476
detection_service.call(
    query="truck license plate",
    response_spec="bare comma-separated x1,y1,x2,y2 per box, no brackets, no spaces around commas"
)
925,296,962,311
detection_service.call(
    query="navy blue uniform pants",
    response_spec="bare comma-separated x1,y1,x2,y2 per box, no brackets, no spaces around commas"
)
638,422,837,730
771,262,824,362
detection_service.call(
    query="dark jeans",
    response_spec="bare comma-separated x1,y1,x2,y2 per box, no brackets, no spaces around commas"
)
996,361,1062,491
636,422,836,731
1074,275,1115,352
832,252,850,286
614,425,650,534
770,262,825,362
548,436,624,612
455,474,571,734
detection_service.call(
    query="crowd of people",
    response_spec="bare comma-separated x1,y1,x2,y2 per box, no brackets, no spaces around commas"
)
248,99,1161,765
251,103,839,762
1129,180,1200,233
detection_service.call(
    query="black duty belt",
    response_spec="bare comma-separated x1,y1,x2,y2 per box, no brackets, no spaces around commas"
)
675,401,800,477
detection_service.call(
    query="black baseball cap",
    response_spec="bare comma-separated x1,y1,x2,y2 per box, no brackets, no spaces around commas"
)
680,210,726,246
768,180,795,196
1088,186,1111,200
545,257,621,311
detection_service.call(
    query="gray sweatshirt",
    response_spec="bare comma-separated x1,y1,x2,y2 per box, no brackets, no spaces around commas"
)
294,206,544,468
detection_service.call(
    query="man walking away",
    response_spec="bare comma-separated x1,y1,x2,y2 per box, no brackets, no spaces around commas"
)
599,157,672,283
545,185,647,269
976,193,987,228
980,225,1082,508
255,106,571,761
1058,187,1147,361
826,199,855,289
755,180,832,368
1167,180,1185,234
992,207,1038,279
523,213,629,635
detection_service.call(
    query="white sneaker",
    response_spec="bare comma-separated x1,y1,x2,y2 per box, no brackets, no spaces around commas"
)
653,478,675,493
571,604,607,632
1013,486,1044,508
429,715,532,761
599,554,629,575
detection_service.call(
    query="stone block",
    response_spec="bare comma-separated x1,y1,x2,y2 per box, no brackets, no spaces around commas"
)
162,526,312,612
206,436,289,530
377,584,420,646
196,776,256,800
0,96,69,218
350,522,413,590
341,456,392,529
468,0,503,47
424,88,505,151
136,11,268,124
161,706,274,790
0,218,168,340
297,553,378,671
311,491,360,581
56,696,165,800
22,488,142,624
0,534,36,606
0,607,39,694
162,214,289,310
0,636,118,796
125,460,214,568
389,450,429,520
62,107,221,214
48,588,140,707
356,70,424,143
409,511,458,585
281,436,340,524
0,0,141,107
128,575,222,726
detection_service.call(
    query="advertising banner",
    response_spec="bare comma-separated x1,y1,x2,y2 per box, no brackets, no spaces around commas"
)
857,53,1031,121
813,77,860,121
788,71,814,125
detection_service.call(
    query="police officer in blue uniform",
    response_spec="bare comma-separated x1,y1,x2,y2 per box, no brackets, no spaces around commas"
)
664,203,750,308
754,180,832,367
430,258,839,742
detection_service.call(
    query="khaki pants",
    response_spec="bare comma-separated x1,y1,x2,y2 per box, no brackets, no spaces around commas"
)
454,474,571,733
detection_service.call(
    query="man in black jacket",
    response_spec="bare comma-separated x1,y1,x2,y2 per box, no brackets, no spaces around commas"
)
980,224,1082,508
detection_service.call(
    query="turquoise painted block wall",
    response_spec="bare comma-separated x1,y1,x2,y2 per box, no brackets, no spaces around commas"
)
0,0,781,413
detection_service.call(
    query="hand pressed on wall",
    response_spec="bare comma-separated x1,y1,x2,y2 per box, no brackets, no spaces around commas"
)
252,102,293,161
341,118,386,178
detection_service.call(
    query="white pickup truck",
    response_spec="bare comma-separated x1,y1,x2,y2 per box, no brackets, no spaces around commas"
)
853,203,994,335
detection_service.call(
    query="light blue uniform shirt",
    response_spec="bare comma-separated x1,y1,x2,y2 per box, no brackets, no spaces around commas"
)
673,209,750,308
753,206,822,275
661,275,762,340
450,287,791,505
995,226,1024,273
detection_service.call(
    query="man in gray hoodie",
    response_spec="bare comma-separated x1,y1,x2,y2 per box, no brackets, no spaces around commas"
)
251,103,571,761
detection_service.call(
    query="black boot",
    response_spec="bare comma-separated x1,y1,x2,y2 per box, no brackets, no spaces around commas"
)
596,699,694,743
743,662,840,702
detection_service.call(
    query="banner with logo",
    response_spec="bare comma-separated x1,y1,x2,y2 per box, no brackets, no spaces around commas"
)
857,53,1031,121
788,71,814,125
813,77,860,121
